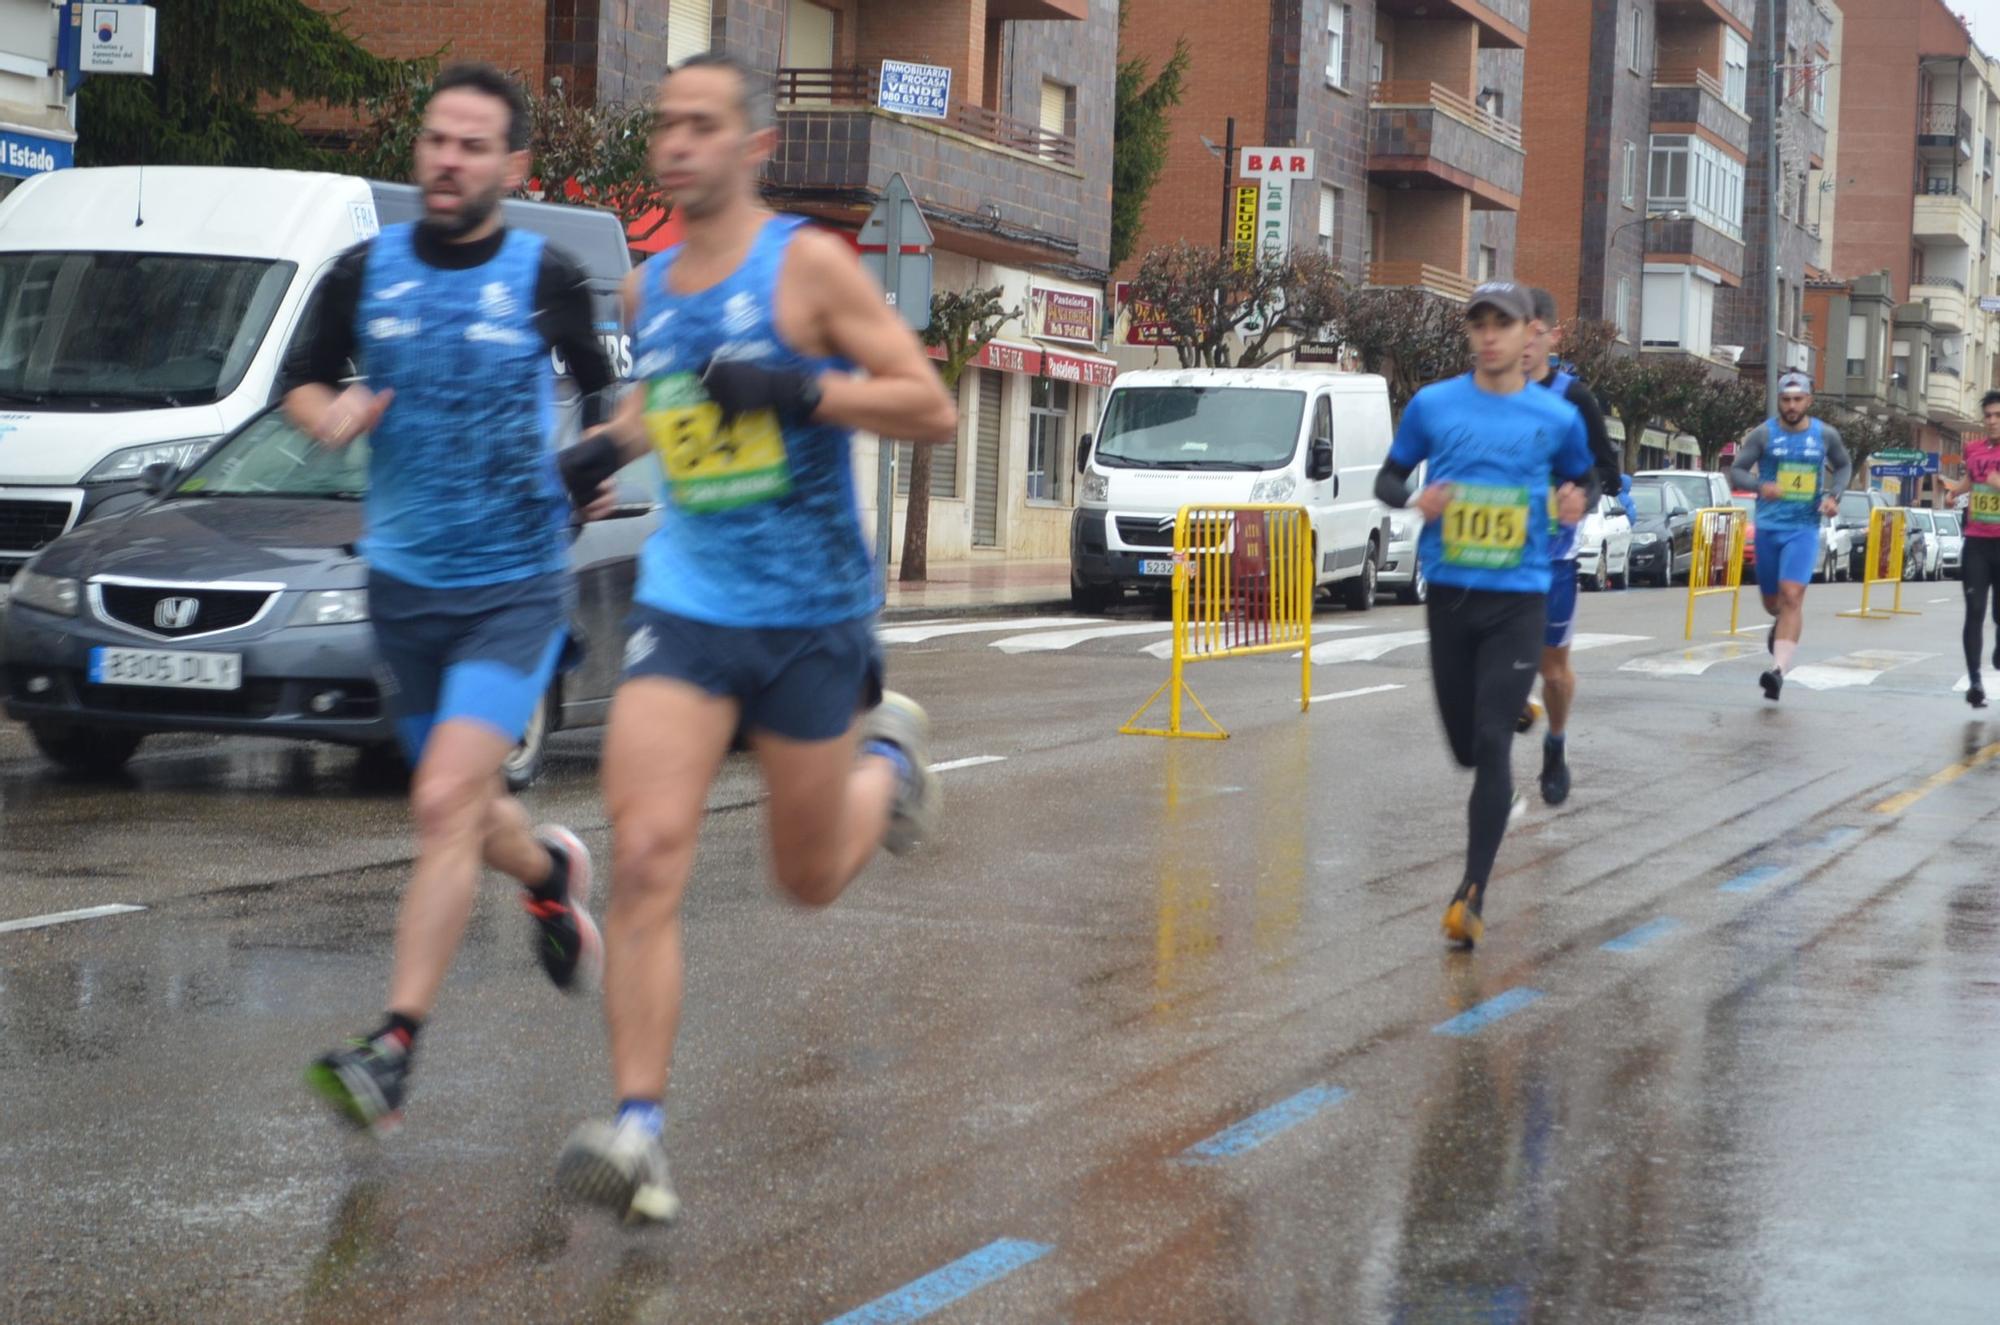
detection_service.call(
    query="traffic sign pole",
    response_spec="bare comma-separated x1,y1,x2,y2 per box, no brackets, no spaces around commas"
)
855,175,936,595
874,184,901,596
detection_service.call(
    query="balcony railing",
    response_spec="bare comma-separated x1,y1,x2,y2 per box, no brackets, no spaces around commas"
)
1655,66,1729,103
1920,104,1973,143
1924,180,1973,201
1368,81,1522,150
1917,274,1967,291
1365,261,1476,303
774,67,1078,167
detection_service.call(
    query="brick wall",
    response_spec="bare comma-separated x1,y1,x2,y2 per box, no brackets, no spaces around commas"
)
1515,0,1598,317
1654,20,1720,77
1381,188,1468,266
1296,0,1376,280
1391,17,1477,96
854,0,987,105
1002,0,1118,273
297,0,547,136
1117,0,1276,277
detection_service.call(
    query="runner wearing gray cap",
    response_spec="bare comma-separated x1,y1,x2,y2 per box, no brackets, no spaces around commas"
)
1727,371,1851,702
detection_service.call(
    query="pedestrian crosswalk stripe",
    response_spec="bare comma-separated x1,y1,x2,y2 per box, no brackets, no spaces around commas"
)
1568,633,1651,652
1619,641,1761,677
1310,683,1405,703
990,621,1175,653
1785,650,1934,691
1306,629,1431,665
879,616,1104,645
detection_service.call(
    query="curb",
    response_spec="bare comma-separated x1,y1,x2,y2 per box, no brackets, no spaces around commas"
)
879,595,1073,624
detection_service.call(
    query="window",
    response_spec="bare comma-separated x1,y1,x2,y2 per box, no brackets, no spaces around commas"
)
1811,61,1827,122
667,0,712,64
1326,4,1349,88
1478,245,1499,281
1026,378,1072,502
1622,141,1638,207
1648,133,1744,239
1038,80,1075,159
1628,5,1646,73
1615,276,1633,339
1318,185,1339,257
1370,38,1385,84
1723,32,1749,112
1846,313,1867,378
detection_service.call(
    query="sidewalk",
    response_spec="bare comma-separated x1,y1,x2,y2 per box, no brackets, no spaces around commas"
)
879,558,1073,621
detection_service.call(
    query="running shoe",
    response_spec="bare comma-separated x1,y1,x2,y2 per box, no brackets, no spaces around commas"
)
1760,668,1784,702
1515,699,1543,734
1442,879,1486,949
524,826,601,993
1968,676,1987,709
556,1118,682,1225
306,1038,408,1133
862,691,940,855
1539,739,1571,805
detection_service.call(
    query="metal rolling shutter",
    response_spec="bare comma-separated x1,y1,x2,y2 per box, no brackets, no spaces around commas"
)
972,369,1002,546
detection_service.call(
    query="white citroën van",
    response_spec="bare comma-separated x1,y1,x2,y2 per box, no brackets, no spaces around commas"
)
0,167,632,576
1069,368,1395,612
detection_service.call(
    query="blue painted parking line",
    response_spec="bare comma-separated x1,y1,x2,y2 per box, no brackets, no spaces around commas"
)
824,1239,1054,1325
1432,987,1545,1037
1811,826,1862,850
1717,863,1785,894
1178,1083,1349,1162
1600,917,1683,953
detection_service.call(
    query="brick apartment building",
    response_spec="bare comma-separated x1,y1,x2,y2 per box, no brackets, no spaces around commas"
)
1810,0,2000,497
307,0,1122,568
1116,0,1527,308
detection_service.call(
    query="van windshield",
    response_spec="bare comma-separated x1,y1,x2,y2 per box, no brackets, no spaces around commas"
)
1094,386,1305,471
0,252,296,410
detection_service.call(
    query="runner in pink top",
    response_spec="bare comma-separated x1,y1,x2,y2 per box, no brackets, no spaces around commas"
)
1942,389,2000,707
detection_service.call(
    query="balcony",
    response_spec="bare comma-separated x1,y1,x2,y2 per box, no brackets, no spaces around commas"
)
1915,275,1967,330
1919,104,1974,157
1368,82,1525,210
1365,262,1475,303
768,67,1085,267
1646,215,1745,282
1371,0,1527,49
1928,368,1967,421
1914,187,1982,249
1651,68,1751,156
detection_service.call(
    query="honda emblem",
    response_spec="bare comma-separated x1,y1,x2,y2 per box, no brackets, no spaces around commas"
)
154,596,199,630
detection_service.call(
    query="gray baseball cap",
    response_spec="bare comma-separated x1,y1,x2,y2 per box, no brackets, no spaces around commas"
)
1777,371,1813,396
1465,281,1535,322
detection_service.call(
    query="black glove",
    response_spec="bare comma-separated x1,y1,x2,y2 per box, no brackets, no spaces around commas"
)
556,431,622,508
701,357,823,421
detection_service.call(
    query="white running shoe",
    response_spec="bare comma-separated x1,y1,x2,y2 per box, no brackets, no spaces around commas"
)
556,1117,681,1225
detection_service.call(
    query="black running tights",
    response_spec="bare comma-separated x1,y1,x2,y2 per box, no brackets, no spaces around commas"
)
1963,538,2000,680
1426,588,1547,888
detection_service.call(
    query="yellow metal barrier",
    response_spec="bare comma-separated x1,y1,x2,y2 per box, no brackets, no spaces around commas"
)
1121,504,1314,739
1838,505,1920,619
1683,505,1747,639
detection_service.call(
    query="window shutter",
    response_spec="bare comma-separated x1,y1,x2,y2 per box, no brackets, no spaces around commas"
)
668,0,713,66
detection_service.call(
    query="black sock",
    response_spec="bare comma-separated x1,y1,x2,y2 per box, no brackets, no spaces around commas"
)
370,1011,422,1053
528,838,570,904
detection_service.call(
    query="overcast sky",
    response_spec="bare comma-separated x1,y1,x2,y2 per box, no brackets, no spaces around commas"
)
1963,0,2000,56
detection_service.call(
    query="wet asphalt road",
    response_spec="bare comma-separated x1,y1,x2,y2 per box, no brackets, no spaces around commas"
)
4,579,2000,1323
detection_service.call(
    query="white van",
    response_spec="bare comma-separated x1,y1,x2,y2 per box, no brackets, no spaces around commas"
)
1069,368,1395,611
0,166,631,573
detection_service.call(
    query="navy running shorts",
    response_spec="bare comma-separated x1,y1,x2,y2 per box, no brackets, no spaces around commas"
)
620,604,882,743
1755,524,1820,595
1544,557,1579,650
369,569,574,761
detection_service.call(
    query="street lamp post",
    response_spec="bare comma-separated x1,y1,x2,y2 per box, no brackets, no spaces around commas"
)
1201,117,1236,254
1610,208,1686,251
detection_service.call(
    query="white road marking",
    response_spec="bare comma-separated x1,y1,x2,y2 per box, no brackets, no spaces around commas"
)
1568,633,1652,652
0,903,146,935
928,755,1007,773
1786,650,1935,691
879,616,1106,644
1307,629,1431,665
1930,596,1956,604
991,622,1175,653
1619,641,1761,677
1954,674,1975,693
1310,683,1406,703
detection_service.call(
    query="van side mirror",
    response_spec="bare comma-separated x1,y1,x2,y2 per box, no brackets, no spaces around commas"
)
1076,433,1092,474
1307,440,1333,482
140,461,178,496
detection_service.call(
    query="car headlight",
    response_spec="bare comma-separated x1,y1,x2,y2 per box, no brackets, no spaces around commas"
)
1632,532,1659,546
291,588,369,626
9,567,79,616
84,437,223,485
1080,472,1109,503
1248,473,1297,504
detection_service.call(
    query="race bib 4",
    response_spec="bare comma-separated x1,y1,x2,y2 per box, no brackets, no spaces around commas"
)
1775,461,1818,503
644,373,791,513
1443,484,1530,570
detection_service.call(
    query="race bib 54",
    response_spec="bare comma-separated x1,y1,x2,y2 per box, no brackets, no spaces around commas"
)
643,373,791,513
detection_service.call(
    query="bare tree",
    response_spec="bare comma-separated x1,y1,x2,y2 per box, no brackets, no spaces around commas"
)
1330,287,1470,416
1126,242,1345,370
899,286,1015,582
